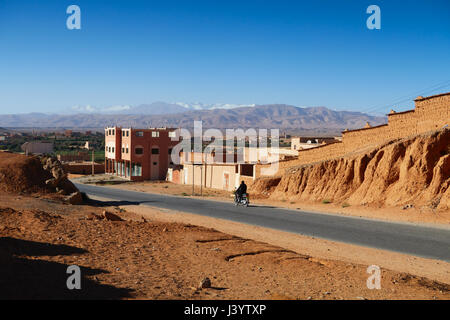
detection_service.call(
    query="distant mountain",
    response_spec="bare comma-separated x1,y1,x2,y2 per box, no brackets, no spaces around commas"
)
130,102,187,115
0,104,387,135
173,102,256,111
68,102,257,114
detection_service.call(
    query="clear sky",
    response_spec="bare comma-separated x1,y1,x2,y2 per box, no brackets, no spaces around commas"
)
0,0,449,115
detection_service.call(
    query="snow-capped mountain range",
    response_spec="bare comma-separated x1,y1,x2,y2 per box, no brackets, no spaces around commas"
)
69,102,257,115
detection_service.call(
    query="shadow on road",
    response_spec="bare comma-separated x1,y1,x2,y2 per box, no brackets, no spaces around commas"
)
84,197,154,207
0,237,133,299
247,204,276,209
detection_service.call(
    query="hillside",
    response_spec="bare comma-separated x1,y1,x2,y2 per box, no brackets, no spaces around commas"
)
0,104,386,132
251,128,450,211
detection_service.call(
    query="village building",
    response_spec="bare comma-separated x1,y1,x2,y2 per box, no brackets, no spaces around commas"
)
104,126,179,181
21,141,54,155
167,151,256,192
291,136,339,151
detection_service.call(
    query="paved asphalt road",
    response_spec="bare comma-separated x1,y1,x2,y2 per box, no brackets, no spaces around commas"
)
75,183,450,262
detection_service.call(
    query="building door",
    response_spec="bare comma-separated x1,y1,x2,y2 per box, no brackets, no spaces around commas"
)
151,146,160,180
151,161,159,180
223,172,229,191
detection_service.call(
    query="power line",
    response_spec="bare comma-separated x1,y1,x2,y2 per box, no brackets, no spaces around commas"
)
364,80,450,115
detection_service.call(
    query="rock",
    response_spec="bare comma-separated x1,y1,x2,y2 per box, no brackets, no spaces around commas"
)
45,178,58,188
66,191,83,205
58,178,78,194
86,212,102,220
199,277,212,289
52,167,66,180
102,210,124,221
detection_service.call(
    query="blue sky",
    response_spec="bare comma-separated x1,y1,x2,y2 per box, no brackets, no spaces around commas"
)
0,0,449,115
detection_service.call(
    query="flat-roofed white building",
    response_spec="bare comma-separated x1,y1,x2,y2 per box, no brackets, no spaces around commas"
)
21,142,54,155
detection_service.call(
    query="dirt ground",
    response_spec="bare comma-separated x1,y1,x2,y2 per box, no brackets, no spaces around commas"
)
71,176,450,226
1,193,449,300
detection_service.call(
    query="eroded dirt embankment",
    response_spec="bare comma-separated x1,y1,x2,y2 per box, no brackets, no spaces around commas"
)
251,129,450,211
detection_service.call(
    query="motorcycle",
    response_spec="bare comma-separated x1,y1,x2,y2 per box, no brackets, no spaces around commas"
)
234,192,249,207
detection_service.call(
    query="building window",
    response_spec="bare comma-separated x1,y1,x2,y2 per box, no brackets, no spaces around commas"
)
168,148,172,154
126,148,129,153
122,131,125,137
153,162,157,165
126,131,129,137
151,148,159,155
112,129,115,135
135,147,144,155
136,131,144,137
132,163,142,176
122,147,125,153
108,129,111,135
152,131,159,137
168,131,176,138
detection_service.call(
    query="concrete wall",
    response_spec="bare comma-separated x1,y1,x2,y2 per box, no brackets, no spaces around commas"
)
182,163,239,191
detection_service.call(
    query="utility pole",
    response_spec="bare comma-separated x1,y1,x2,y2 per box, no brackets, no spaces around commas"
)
200,165,203,196
91,147,95,176
192,162,194,196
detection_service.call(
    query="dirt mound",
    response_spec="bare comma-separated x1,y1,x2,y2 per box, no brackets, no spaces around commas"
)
0,153,52,193
255,129,450,211
0,153,78,197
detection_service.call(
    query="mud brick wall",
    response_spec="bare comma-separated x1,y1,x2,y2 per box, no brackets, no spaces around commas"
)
415,94,450,133
290,93,450,169
342,124,389,152
63,163,105,174
387,111,417,139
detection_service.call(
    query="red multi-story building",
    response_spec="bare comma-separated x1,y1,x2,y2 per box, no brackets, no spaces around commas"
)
104,126,179,181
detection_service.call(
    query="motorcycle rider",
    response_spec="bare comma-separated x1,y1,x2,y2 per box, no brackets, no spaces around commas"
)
235,180,247,203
